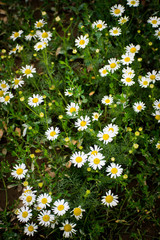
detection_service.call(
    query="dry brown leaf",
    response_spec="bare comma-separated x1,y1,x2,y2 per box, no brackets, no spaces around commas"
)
89,91,95,96
2,121,7,131
72,140,77,145
0,9,6,14
66,161,72,168
56,46,62,56
0,129,3,139
0,1,7,5
15,127,21,137
17,184,22,192
48,171,56,178
87,64,93,72
0,16,7,23
2,148,7,155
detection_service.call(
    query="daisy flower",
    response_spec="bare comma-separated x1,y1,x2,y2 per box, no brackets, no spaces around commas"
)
116,94,128,108
97,128,115,144
106,163,123,178
37,193,52,209
107,58,120,73
24,222,38,237
34,41,47,51
35,19,46,29
70,151,88,168
11,163,28,179
138,76,150,88
121,53,134,65
64,88,73,96
9,46,17,55
45,126,60,140
109,27,121,36
51,219,58,229
152,111,160,122
101,95,113,106
121,74,135,86
66,102,79,117
71,206,85,220
10,30,23,41
127,0,139,7
75,116,91,131
133,101,146,113
23,186,37,195
60,220,76,238
16,44,23,53
25,30,36,41
12,77,24,89
0,90,6,102
156,142,160,150
110,4,125,17
99,65,108,77
38,210,55,227
52,199,70,216
118,16,129,25
75,35,89,49
2,92,14,104
0,80,10,91
147,16,160,28
88,153,106,170
101,190,119,207
146,70,160,83
154,28,160,40
92,112,101,121
122,67,135,76
20,192,36,206
17,206,32,223
92,20,107,31
28,94,44,107
104,123,119,137
88,145,103,156
37,30,52,42
126,43,140,55
153,99,160,110
21,65,36,78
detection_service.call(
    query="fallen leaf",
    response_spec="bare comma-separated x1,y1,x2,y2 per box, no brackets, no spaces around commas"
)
72,140,77,145
87,64,93,72
2,121,7,131
56,46,62,56
2,148,7,155
89,91,95,96
15,127,21,137
0,129,3,138
66,161,72,168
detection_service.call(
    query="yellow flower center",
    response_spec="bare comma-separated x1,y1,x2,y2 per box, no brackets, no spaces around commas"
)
5,96,10,102
152,20,157,24
102,69,107,74
43,215,50,222
32,98,38,103
157,144,160,149
14,79,19,85
158,103,160,108
111,168,118,174
91,150,98,155
93,158,100,164
70,107,76,113
42,32,48,38
158,31,160,36
25,69,31,75
37,22,43,27
114,9,120,14
126,77,131,82
150,75,155,80
109,127,114,132
155,115,160,120
130,47,136,53
41,198,47,204
131,0,136,4
103,134,109,140
105,99,110,103
137,105,142,111
143,81,148,85
0,90,4,97
22,211,28,218
79,39,85,45
26,196,32,202
121,19,127,23
14,32,19,38
80,121,86,127
75,156,82,163
105,195,113,203
64,224,72,232
12,47,17,51
57,205,64,211
16,168,23,175
28,226,34,232
110,63,116,68
113,29,118,34
124,57,130,62
97,23,102,28
38,44,43,49
1,84,6,88
50,131,56,136
74,207,82,216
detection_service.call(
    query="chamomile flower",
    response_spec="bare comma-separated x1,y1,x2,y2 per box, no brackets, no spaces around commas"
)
110,4,125,17
109,27,121,36
16,44,23,53
107,58,120,73
127,0,139,7
20,192,36,206
153,99,160,110
2,92,14,104
122,67,135,76
138,77,150,88
0,80,10,91
71,206,85,220
12,77,24,89
23,186,37,195
24,222,38,236
147,16,160,28
152,110,160,122
104,123,119,137
156,142,160,150
133,101,146,113
37,30,52,42
154,28,160,40
9,46,17,55
101,95,113,106
99,65,108,77
101,190,119,207
88,153,106,170
38,210,55,227
25,31,36,41
97,128,115,144
45,126,60,141
0,90,6,102
121,53,134,65
116,94,128,108
106,163,123,178
118,16,129,25
60,220,76,238
121,74,135,86
75,35,89,49
88,145,103,156
126,44,140,55
64,88,73,96
17,206,32,223
21,65,36,78
92,20,107,31
146,70,160,83
34,41,47,51
28,94,44,107
35,19,46,29
51,219,58,229
11,163,28,179
66,102,79,117
70,151,88,168
10,30,23,41
92,112,101,121
52,199,70,216
75,116,91,131
37,193,52,209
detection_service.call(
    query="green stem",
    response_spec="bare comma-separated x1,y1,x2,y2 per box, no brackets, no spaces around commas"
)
2,176,8,209
23,102,40,118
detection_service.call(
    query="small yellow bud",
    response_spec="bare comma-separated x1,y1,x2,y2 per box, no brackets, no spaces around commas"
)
137,30,141,33
139,127,143,131
23,181,28,187
65,137,70,142
2,49,6,53
135,131,140,136
72,49,77,54
28,126,32,130
33,53,37,57
52,27,56,30
87,167,91,172
58,115,63,119
123,174,128,179
150,84,154,88
79,146,83,150
86,190,90,195
38,182,43,188
48,102,52,107
30,154,35,159
81,25,84,29
49,192,52,195
96,49,100,53
43,95,46,99
42,11,46,16
19,91,22,95
138,58,142,62
111,157,115,162
49,85,55,90
70,17,73,21
85,33,89,38
129,150,133,154
133,143,139,149
55,16,61,22
20,96,24,101
39,112,44,118
127,127,132,132
148,42,152,46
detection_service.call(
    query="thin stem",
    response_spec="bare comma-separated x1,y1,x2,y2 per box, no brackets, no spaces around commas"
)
23,102,40,118
2,176,8,209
